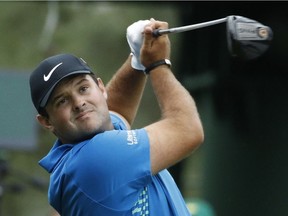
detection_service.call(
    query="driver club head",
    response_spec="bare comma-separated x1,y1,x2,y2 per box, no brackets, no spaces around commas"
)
227,15,273,60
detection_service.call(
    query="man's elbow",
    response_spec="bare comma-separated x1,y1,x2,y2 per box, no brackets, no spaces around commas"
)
188,121,205,151
197,122,205,144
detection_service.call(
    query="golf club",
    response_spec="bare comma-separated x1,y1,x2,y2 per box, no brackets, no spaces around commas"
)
153,15,273,60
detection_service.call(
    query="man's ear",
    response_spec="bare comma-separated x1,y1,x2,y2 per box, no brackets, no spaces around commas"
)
36,114,54,132
97,78,108,100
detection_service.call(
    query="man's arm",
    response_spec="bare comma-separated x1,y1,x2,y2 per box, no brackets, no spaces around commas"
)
50,208,60,216
105,55,147,126
141,20,204,175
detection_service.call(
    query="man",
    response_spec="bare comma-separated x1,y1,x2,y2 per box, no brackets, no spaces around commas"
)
30,19,204,216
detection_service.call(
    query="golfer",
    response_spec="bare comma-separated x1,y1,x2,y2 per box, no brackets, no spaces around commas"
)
29,18,204,216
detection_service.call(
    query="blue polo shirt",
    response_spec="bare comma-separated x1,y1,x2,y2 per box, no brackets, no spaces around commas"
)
39,112,191,216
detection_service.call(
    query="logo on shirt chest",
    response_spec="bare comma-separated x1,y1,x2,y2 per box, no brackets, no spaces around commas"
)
127,130,138,145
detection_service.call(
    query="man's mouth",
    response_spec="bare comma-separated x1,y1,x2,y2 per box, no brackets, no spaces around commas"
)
75,110,93,120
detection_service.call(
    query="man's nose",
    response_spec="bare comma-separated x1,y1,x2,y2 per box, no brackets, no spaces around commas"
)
73,96,86,111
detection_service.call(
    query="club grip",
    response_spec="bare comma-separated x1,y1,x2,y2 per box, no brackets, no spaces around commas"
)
152,29,162,37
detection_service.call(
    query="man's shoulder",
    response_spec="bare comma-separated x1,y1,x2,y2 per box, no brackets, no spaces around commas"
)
109,111,130,130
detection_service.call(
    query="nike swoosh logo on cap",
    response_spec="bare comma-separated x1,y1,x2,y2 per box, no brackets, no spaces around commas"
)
43,62,63,82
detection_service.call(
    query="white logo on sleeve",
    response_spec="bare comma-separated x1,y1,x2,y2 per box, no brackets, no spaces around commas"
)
43,62,63,81
127,130,138,145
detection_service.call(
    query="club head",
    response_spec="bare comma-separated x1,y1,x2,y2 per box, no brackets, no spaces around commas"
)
227,15,273,60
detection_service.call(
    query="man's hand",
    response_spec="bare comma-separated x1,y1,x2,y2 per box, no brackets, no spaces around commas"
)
126,19,151,71
141,20,171,68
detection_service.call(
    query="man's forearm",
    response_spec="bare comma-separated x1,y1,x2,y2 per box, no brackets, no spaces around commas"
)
146,65,204,174
106,55,147,126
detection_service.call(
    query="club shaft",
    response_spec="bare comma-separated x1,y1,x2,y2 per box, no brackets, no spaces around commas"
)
153,17,228,36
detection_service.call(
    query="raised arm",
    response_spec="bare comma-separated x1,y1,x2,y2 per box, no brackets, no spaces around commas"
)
141,20,204,175
105,55,147,126
105,20,151,126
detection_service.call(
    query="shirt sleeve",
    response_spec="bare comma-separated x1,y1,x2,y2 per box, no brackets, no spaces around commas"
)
109,111,130,130
69,128,151,210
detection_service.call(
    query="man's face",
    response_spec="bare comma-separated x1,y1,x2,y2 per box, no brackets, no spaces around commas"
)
38,74,113,144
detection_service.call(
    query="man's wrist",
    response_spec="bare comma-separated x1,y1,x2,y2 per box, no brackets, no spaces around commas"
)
144,59,172,74
130,52,145,71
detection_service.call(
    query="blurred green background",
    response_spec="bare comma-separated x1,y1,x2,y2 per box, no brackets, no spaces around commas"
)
0,1,287,216
0,2,182,216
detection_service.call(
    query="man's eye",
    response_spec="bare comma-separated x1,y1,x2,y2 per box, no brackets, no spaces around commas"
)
80,86,89,93
57,98,67,106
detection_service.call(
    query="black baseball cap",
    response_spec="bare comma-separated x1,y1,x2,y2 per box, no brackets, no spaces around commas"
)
29,53,94,113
